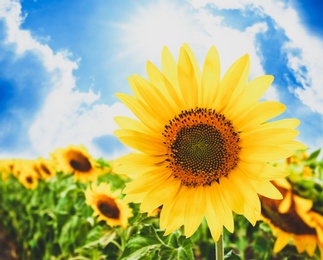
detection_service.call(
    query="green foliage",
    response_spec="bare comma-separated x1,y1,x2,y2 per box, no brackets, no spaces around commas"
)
120,225,194,260
1,150,323,259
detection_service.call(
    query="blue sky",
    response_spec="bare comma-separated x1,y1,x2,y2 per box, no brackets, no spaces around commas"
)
0,0,323,159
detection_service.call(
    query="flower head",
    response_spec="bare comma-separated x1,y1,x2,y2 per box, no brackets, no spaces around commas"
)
85,182,133,228
0,159,15,181
14,160,39,190
33,157,56,180
51,145,100,183
114,44,305,240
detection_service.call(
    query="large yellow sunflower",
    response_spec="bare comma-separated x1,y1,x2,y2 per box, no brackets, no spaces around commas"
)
260,179,323,258
114,43,305,240
85,182,133,228
51,145,100,183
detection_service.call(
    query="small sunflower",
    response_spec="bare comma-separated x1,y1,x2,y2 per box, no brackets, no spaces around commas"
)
0,159,15,181
85,182,133,228
16,163,39,190
33,157,56,180
114,43,305,240
260,179,323,258
51,145,100,183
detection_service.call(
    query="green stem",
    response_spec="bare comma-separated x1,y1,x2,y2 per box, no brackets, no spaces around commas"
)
216,231,224,260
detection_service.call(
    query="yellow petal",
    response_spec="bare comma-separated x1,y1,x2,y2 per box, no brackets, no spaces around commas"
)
238,161,288,180
230,172,260,225
257,118,300,130
251,180,283,199
114,129,166,155
114,153,166,177
114,116,155,135
273,231,291,253
115,93,164,132
305,237,317,256
278,191,292,213
226,75,273,120
146,61,182,110
184,186,206,237
215,54,250,113
239,145,293,162
241,128,299,147
161,46,178,92
183,43,202,106
201,46,221,108
177,46,199,108
282,140,307,150
234,101,286,131
140,176,181,213
123,168,172,194
210,182,234,232
205,203,223,241
183,43,201,82
220,174,245,214
161,186,188,235
131,75,176,121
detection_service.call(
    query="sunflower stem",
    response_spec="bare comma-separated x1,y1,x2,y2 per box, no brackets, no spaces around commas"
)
215,231,224,260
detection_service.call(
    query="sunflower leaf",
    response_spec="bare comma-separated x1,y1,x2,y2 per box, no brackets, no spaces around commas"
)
119,225,162,260
224,250,241,259
159,235,194,260
307,149,321,161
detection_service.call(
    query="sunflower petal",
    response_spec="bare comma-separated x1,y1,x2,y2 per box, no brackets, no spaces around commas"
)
273,231,291,253
184,186,206,237
251,180,283,199
234,101,286,131
201,46,221,108
177,46,199,108
115,93,164,132
146,61,182,110
240,145,293,162
226,75,273,120
114,129,166,155
215,54,250,113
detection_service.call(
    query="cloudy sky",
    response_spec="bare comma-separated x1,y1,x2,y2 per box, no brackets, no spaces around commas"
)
0,0,323,160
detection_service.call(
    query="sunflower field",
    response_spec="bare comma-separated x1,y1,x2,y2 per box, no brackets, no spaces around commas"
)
0,145,322,260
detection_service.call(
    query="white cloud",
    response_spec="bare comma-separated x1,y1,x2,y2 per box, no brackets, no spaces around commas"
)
114,0,210,73
117,0,269,84
190,0,323,114
0,0,130,159
257,1,323,114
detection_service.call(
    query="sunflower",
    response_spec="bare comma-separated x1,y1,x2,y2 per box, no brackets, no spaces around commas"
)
51,145,100,183
33,157,56,180
114,43,305,240
260,179,323,258
15,161,39,190
0,159,15,181
85,182,133,228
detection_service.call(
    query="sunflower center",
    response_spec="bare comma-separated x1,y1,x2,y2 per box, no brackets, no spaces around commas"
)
163,108,240,187
26,176,33,184
97,199,120,219
40,163,51,175
68,151,92,172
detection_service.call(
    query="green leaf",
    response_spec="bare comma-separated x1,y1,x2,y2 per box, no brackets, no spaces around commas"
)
119,225,162,260
307,149,321,161
159,235,194,260
224,249,241,260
